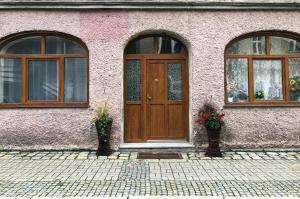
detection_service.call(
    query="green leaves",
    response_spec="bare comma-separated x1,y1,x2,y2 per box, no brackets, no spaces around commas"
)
95,115,112,138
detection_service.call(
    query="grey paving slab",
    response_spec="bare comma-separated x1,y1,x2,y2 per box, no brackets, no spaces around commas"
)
0,151,299,197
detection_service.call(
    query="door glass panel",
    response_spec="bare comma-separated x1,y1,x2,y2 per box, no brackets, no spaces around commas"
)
46,36,86,54
253,60,283,100
158,37,184,54
126,37,154,54
270,36,300,54
288,58,300,101
126,60,141,101
64,58,87,102
226,58,248,102
226,36,265,55
0,58,22,103
168,63,182,100
28,60,59,101
0,36,41,54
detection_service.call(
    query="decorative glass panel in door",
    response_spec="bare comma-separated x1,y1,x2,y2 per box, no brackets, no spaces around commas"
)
126,60,141,101
253,60,283,100
168,63,182,100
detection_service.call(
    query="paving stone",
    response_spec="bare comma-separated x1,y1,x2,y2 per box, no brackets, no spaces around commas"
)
0,150,299,197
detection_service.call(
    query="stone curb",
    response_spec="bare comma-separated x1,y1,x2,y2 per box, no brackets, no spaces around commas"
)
0,197,298,199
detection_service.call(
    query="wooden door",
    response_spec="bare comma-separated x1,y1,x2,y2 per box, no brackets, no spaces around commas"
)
124,58,188,142
146,60,187,140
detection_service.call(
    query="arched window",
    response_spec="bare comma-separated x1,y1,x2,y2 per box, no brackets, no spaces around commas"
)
0,32,88,107
225,32,300,106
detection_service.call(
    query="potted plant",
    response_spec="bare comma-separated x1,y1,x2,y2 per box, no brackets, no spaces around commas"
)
196,97,225,157
226,81,237,103
237,89,248,102
227,91,234,103
255,90,265,100
92,103,113,156
290,76,300,101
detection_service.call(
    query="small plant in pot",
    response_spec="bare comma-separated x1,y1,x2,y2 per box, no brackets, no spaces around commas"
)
255,90,265,100
196,97,225,157
92,103,113,156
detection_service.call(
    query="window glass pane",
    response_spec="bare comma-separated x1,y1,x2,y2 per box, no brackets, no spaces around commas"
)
226,58,248,102
0,37,41,54
126,37,154,54
64,58,87,102
270,36,300,54
226,36,265,55
157,37,184,54
46,36,86,54
126,60,140,101
168,63,182,100
288,58,300,101
28,60,58,101
0,58,22,103
254,60,283,100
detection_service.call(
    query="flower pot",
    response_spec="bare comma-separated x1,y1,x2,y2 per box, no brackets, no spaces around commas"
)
228,97,234,103
95,120,113,156
205,128,222,157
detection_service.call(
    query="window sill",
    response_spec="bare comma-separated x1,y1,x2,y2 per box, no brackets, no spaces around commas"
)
224,102,300,108
0,102,89,109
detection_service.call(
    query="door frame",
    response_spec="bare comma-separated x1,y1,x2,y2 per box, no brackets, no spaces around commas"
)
123,53,190,143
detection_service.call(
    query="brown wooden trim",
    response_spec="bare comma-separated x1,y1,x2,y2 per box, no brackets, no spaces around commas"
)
225,54,300,58
225,31,300,106
285,57,290,102
0,31,89,108
0,31,89,56
248,57,254,102
41,36,46,55
266,34,270,55
0,102,89,108
225,31,300,54
224,103,300,108
59,57,64,102
0,54,87,58
21,57,26,104
126,54,186,60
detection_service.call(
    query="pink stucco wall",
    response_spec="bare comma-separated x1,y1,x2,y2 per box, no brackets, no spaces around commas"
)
0,10,299,150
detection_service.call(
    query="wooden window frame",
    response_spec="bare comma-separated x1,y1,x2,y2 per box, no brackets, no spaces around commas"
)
125,34,187,56
225,32,300,107
0,32,89,108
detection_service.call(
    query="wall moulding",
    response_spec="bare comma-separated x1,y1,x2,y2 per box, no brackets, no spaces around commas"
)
0,0,300,11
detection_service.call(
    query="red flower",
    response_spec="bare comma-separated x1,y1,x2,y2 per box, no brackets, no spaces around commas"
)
216,113,225,121
195,119,203,125
202,114,211,120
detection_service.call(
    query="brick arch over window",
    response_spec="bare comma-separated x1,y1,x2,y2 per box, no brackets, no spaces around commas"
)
0,31,89,108
224,31,300,107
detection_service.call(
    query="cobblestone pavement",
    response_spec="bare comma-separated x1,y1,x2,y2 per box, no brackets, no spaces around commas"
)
0,151,299,198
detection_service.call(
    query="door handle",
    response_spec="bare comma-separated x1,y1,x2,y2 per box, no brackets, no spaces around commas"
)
147,95,152,100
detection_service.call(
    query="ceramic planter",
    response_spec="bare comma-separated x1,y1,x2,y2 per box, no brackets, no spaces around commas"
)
205,127,222,157
95,119,113,156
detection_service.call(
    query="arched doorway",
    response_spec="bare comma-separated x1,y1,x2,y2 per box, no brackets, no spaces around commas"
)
124,35,189,142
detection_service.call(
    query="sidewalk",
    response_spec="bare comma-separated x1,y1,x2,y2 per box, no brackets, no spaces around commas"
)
0,151,299,198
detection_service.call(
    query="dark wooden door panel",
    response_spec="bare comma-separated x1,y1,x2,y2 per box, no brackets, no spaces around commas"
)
168,104,184,138
147,62,165,102
124,104,142,142
149,104,166,138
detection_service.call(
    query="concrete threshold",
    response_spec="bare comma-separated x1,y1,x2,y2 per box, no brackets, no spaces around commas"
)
119,142,194,149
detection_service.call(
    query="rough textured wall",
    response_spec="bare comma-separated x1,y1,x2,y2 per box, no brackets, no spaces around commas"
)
0,10,299,150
